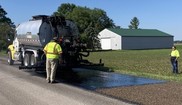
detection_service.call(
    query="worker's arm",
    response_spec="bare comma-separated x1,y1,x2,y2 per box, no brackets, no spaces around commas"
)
176,50,180,61
43,44,48,54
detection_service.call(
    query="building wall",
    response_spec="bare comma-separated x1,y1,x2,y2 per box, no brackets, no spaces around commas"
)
110,35,121,50
122,36,173,50
98,29,121,50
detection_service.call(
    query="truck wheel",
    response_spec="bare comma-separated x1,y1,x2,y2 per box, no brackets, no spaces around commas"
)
30,54,37,66
24,53,30,66
8,51,14,65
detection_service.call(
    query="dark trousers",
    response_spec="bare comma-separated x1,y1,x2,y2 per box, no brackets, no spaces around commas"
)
171,57,178,73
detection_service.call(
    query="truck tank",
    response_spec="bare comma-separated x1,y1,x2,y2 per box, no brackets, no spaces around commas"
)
16,15,79,48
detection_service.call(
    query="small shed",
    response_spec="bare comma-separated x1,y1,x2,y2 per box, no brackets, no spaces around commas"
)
98,28,173,50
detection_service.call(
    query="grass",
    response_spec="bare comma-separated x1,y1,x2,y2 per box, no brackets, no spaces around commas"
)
0,50,7,56
84,45,182,82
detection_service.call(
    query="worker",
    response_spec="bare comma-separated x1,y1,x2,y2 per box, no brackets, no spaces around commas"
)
8,44,15,60
43,37,62,83
170,46,180,74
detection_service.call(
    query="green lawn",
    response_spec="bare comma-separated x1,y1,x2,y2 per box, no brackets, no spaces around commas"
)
84,45,182,82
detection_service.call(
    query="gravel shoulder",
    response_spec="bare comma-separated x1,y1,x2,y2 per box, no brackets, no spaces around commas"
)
96,82,182,105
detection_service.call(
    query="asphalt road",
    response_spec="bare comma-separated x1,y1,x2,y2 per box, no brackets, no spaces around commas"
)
0,57,131,105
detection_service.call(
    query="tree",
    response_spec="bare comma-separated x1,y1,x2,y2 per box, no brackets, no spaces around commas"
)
53,3,76,17
83,22,100,49
0,5,15,50
90,8,115,32
54,3,115,49
67,6,91,34
128,17,139,29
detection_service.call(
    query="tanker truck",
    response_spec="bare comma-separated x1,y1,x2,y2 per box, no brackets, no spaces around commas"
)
7,15,91,69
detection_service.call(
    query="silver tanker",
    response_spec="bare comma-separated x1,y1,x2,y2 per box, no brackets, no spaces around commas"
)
16,15,79,47
7,15,89,69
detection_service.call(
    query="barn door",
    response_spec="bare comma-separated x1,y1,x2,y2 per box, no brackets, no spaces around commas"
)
101,38,111,49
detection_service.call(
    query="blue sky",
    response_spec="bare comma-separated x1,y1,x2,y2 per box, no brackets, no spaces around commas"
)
1,0,182,40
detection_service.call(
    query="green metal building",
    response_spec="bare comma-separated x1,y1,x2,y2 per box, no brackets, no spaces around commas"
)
98,28,173,50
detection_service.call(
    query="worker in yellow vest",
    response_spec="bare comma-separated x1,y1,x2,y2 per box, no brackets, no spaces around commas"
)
43,37,62,83
7,44,15,65
8,44,15,60
170,46,180,74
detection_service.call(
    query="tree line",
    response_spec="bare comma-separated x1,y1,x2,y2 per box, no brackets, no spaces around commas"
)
0,5,15,51
0,3,140,50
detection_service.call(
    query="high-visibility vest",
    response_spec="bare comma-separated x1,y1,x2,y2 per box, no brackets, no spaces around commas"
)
171,50,180,58
43,42,62,59
8,44,15,60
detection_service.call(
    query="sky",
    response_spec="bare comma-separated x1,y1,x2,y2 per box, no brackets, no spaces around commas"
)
1,0,182,40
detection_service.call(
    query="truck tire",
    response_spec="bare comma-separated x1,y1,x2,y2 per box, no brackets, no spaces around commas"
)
7,51,14,65
30,54,37,66
23,53,30,66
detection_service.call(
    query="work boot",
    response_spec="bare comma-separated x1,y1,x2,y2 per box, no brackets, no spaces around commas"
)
50,80,57,84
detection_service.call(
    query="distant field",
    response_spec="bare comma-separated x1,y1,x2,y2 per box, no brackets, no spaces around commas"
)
84,45,182,82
